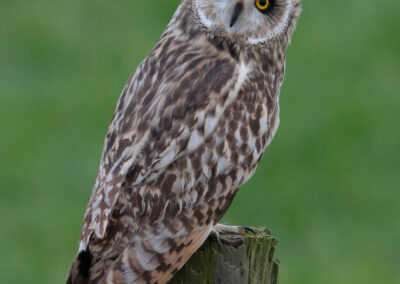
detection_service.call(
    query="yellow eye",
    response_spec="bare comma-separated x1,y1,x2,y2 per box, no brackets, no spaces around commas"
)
255,0,270,12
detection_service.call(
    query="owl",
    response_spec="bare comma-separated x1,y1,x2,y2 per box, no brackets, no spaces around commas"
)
67,0,300,283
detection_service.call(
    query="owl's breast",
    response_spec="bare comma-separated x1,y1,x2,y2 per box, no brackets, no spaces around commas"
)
159,71,281,204
211,83,280,188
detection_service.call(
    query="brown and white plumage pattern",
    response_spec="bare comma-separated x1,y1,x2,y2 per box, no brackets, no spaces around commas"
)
68,0,301,283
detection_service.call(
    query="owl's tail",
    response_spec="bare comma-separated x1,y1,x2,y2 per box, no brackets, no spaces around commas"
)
85,224,212,284
66,250,92,284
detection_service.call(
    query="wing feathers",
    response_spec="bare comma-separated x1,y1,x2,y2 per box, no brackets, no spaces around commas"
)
74,11,250,283
99,224,213,284
81,46,246,247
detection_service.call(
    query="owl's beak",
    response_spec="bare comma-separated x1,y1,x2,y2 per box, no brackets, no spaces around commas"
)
230,2,243,28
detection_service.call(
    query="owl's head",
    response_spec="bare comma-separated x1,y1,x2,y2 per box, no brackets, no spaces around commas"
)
192,0,300,46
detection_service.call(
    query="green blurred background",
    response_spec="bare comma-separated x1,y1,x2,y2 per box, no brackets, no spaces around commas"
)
1,0,399,283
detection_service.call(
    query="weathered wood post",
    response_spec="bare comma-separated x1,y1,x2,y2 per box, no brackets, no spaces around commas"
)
169,227,279,284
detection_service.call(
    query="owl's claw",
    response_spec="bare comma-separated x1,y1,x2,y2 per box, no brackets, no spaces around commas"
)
241,226,256,235
214,223,256,236
210,229,223,248
210,223,256,248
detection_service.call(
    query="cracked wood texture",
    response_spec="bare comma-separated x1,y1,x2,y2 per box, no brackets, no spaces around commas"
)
168,227,279,284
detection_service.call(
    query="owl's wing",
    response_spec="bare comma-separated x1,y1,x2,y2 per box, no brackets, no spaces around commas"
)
79,44,248,250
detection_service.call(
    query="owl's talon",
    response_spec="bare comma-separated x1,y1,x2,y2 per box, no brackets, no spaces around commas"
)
210,229,222,248
224,234,242,239
209,223,259,248
241,226,256,235
213,223,256,236
211,224,249,248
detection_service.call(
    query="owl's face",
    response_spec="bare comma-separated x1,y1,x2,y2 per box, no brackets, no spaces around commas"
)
193,0,299,45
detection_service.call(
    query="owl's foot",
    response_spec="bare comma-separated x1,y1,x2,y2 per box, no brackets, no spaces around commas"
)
214,223,256,235
210,223,255,248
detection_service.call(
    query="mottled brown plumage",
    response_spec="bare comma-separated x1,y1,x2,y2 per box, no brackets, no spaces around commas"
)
67,0,301,283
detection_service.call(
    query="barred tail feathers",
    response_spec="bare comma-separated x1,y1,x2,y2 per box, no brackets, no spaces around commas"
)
89,225,212,284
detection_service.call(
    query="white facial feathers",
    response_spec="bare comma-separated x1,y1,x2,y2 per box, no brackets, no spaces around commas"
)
193,0,296,45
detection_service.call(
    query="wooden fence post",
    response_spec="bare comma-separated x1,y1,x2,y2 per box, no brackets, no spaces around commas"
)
169,227,279,284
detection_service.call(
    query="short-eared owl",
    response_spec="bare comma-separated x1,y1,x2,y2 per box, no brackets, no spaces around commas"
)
67,0,301,283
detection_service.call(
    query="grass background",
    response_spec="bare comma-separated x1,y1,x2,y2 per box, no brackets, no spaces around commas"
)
0,0,399,283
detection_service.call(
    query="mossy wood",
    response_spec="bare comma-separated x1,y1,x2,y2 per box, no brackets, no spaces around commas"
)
169,227,279,284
